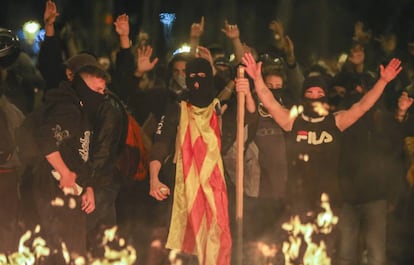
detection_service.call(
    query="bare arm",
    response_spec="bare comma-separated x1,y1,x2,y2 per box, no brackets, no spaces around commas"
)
242,53,293,131
114,13,131,49
149,160,170,201
43,0,59,37
335,58,402,131
46,151,77,191
190,16,205,55
221,20,244,64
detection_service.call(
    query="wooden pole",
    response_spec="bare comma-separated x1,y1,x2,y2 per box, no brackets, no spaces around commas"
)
235,65,245,265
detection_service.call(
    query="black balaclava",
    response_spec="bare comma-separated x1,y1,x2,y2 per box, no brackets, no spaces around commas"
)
73,73,105,123
301,75,329,118
186,58,215,108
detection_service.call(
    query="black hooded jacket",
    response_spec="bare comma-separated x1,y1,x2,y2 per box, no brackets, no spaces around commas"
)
34,80,92,197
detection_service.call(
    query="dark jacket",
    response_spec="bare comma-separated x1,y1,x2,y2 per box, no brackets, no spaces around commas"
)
88,91,127,188
34,81,92,198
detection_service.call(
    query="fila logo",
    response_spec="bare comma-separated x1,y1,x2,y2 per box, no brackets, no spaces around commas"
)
296,130,333,145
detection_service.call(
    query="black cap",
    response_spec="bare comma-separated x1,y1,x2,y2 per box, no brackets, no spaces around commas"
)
302,75,328,95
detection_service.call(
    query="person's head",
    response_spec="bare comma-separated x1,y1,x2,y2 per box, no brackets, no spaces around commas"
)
185,57,215,108
213,56,235,92
167,53,192,96
301,75,330,117
0,28,20,96
0,28,20,70
349,41,365,66
302,75,328,99
64,53,110,94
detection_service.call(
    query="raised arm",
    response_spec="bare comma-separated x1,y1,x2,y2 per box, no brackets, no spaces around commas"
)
135,45,159,78
335,58,402,131
43,0,59,37
221,20,244,64
189,16,205,55
113,13,131,49
242,53,293,131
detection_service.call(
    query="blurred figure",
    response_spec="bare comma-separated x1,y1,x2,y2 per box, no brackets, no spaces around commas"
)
336,72,406,265
0,27,26,254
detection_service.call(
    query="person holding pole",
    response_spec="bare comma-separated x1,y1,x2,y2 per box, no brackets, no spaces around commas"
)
149,57,232,265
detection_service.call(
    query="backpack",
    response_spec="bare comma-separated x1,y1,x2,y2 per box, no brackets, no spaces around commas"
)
109,93,149,182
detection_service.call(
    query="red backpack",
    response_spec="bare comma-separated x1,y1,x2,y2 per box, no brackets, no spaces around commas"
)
116,112,149,181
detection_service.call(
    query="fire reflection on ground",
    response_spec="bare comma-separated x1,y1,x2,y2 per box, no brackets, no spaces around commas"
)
0,225,137,265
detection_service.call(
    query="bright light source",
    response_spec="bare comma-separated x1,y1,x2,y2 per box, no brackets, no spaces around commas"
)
22,20,41,46
23,21,41,34
159,13,176,26
173,44,191,55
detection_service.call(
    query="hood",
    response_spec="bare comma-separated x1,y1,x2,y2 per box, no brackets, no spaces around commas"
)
43,80,81,106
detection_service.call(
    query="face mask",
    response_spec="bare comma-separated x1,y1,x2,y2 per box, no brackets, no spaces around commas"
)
186,58,215,108
270,88,284,105
169,75,188,97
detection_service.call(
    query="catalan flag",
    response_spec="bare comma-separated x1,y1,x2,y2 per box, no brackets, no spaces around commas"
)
166,99,232,265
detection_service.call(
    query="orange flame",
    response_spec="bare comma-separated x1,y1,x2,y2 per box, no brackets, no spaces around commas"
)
281,193,338,265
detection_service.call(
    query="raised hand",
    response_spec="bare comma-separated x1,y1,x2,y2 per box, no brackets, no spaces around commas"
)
136,45,159,75
190,16,205,39
241,53,261,81
380,58,402,83
268,20,285,40
221,20,240,40
44,0,59,26
398,91,414,113
114,13,129,37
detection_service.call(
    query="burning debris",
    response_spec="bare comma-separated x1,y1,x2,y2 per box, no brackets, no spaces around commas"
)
0,225,137,265
281,193,338,265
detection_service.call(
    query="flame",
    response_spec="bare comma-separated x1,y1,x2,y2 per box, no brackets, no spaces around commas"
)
281,193,338,265
0,225,137,265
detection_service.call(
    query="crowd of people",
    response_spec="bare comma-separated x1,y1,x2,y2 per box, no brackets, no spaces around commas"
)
1,0,414,265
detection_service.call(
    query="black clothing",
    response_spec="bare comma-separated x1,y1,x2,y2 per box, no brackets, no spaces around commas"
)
339,99,406,205
32,80,92,262
287,113,342,210
37,35,67,91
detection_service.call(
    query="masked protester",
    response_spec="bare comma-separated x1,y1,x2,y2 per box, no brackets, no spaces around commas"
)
148,57,232,265
230,65,293,256
238,52,402,264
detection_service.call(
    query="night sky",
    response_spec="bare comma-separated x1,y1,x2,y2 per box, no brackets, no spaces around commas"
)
2,0,414,66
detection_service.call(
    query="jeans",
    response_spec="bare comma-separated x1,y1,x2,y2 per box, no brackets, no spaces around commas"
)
338,199,387,265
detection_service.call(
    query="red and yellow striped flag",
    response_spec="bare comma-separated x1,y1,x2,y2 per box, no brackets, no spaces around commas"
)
166,99,232,265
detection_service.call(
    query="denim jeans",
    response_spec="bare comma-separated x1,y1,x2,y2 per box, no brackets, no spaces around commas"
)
338,199,387,265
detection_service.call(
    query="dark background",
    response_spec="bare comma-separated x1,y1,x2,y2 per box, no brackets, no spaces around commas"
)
2,0,414,66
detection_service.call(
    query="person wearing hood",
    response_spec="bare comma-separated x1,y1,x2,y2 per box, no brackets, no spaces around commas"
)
31,57,111,263
238,52,402,262
148,57,232,265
